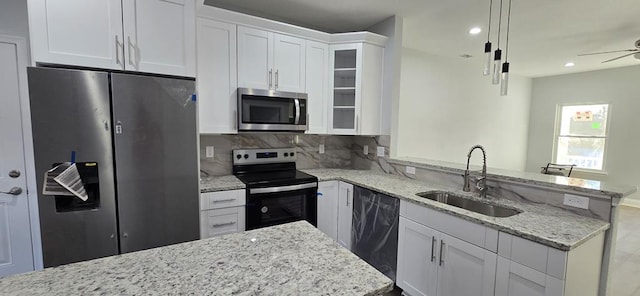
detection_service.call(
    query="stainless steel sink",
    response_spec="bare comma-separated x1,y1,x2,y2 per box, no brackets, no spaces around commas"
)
416,191,521,218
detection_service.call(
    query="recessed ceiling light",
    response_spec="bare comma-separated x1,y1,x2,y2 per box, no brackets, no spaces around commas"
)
469,27,482,35
565,62,575,67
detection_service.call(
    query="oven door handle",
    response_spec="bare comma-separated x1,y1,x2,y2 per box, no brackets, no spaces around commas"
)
249,182,317,195
294,98,301,124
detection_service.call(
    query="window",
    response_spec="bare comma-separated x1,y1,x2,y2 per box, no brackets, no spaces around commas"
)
554,104,609,171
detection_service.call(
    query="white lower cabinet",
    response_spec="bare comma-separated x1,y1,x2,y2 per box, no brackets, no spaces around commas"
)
397,217,496,296
495,256,564,296
199,189,246,239
337,182,354,250
317,181,339,241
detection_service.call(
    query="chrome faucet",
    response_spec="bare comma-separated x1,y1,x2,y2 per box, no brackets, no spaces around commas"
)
463,145,488,198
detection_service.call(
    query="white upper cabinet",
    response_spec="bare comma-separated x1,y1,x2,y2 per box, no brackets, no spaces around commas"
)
328,43,384,135
237,26,305,92
305,40,329,134
122,0,196,76
196,18,237,134
28,0,124,69
28,0,196,77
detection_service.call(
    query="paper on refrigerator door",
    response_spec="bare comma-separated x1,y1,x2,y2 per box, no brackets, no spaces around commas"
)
42,162,89,201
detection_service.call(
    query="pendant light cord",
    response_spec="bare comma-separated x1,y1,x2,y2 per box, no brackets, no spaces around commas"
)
505,0,512,61
497,0,503,47
487,0,493,41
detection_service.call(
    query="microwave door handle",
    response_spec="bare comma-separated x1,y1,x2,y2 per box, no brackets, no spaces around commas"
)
294,98,301,124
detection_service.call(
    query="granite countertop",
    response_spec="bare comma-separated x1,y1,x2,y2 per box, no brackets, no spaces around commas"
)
388,157,637,200
0,221,393,296
302,169,610,251
200,175,245,193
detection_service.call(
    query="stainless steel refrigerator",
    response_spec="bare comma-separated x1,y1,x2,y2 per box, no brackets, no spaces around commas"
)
28,67,199,267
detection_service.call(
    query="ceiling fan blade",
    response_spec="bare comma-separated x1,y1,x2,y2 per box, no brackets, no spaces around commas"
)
578,49,637,56
601,52,639,63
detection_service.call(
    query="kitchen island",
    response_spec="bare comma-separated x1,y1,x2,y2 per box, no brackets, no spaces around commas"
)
0,221,393,295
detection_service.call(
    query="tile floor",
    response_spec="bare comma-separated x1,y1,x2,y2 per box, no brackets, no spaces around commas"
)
610,205,640,296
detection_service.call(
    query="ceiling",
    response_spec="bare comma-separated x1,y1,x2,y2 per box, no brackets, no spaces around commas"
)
204,0,640,77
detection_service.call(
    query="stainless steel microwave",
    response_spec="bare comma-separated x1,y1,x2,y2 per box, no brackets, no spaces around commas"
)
237,88,308,132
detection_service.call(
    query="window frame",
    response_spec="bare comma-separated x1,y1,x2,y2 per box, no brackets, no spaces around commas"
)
552,103,611,174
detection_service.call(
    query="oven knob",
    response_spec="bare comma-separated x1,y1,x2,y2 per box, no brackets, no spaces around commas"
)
244,154,249,159
290,152,295,157
261,206,269,213
236,154,242,160
284,153,289,157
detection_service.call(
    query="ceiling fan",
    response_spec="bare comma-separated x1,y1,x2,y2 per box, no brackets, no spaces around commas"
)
578,39,640,63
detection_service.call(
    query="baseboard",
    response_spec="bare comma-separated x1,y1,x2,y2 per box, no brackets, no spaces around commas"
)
621,198,640,208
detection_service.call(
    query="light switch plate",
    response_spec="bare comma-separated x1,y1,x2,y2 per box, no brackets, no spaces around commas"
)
319,144,325,154
563,194,590,209
405,166,416,174
377,147,385,157
363,145,369,155
205,146,214,158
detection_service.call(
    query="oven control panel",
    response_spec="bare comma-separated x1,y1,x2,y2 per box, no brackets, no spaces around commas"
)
233,148,297,165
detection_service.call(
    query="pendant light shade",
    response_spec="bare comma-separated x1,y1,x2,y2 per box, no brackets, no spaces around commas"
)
500,62,510,96
492,49,502,84
483,42,492,75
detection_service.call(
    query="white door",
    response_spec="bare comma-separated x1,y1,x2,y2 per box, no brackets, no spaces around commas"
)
196,18,237,134
237,26,273,90
396,217,438,296
122,0,196,76
0,37,34,277
495,257,564,296
337,182,353,250
317,181,338,241
305,40,329,134
27,0,124,69
437,233,497,296
273,34,305,92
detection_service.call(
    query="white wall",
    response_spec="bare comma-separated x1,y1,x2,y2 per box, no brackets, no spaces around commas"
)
395,48,532,170
0,0,30,58
526,65,640,202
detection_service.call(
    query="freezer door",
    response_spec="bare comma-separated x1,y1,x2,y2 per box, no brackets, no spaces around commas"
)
110,73,199,253
27,67,119,267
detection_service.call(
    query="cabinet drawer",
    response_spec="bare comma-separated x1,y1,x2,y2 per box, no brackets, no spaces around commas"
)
200,206,245,239
200,189,245,210
400,200,498,251
498,232,567,279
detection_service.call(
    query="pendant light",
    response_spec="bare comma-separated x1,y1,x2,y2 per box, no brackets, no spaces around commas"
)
500,0,512,96
492,0,504,85
483,0,494,76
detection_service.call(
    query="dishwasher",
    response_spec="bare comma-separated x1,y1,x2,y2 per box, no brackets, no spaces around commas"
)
352,186,400,281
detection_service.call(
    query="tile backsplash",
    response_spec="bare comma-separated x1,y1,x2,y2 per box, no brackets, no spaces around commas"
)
200,134,390,176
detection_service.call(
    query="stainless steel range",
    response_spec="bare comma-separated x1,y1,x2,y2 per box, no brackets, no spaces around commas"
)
232,148,317,230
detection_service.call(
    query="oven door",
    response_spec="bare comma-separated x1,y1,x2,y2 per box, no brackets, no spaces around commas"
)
246,183,317,230
238,88,307,132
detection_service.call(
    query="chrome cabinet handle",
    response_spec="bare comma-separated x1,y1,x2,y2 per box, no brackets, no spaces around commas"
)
431,237,437,262
346,188,351,206
127,36,136,68
9,170,21,178
213,198,236,203
0,187,22,195
356,115,359,132
268,69,273,88
275,69,279,89
212,221,236,228
115,35,122,65
439,240,445,266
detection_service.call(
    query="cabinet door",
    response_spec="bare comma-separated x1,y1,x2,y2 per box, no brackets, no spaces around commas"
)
273,34,306,92
358,43,384,135
317,181,339,241
437,233,497,296
28,0,124,69
305,40,329,134
122,0,196,76
196,18,237,134
237,26,273,90
397,217,438,296
495,257,564,296
337,182,354,250
328,43,361,135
